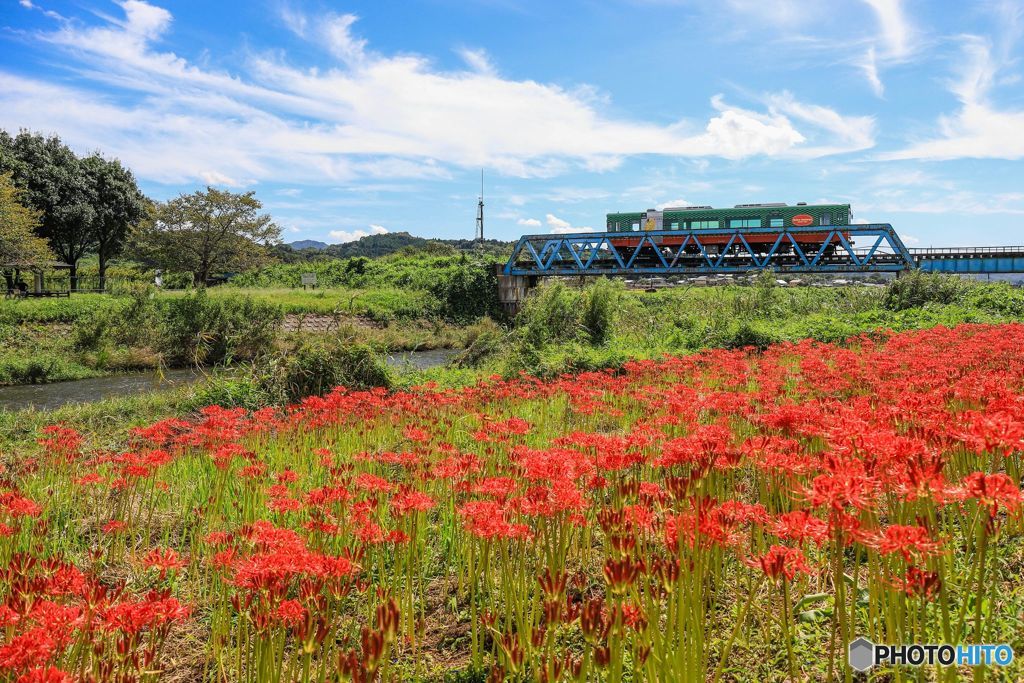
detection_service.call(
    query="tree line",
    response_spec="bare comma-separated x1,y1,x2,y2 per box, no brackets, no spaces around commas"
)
0,129,281,289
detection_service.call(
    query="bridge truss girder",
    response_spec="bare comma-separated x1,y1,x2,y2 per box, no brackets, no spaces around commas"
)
503,224,915,276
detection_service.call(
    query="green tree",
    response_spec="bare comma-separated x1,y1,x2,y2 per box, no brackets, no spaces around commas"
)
0,130,96,289
133,187,281,286
0,173,54,268
81,154,146,289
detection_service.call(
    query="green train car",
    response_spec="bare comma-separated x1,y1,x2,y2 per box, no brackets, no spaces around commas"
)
605,202,851,254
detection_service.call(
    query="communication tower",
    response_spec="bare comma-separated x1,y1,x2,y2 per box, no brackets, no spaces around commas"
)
475,170,484,241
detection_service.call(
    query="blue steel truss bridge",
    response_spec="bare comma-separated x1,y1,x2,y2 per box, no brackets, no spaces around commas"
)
502,225,1024,277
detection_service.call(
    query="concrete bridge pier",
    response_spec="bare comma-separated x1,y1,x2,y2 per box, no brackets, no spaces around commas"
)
495,264,534,315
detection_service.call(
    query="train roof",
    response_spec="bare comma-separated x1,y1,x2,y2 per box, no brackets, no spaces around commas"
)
608,202,849,217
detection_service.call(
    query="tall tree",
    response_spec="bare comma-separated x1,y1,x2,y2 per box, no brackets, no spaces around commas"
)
81,154,146,289
133,187,281,286
0,173,54,268
0,131,97,288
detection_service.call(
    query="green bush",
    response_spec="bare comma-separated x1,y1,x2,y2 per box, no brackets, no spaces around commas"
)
0,354,93,385
184,374,272,412
581,278,621,345
72,286,158,351
259,339,392,403
156,290,282,366
720,320,782,350
518,282,583,348
427,263,501,323
883,271,971,311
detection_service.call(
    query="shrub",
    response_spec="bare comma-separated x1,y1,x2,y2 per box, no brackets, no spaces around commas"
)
260,339,392,403
428,264,501,324
581,278,621,345
72,286,157,351
883,271,971,311
156,290,282,366
518,282,582,348
184,374,272,412
456,317,507,368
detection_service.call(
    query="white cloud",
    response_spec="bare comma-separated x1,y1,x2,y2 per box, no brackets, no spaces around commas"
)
328,224,389,243
458,47,496,76
858,191,1024,215
517,218,542,227
546,213,593,234
322,13,369,66
859,47,885,97
765,92,875,156
885,31,1024,160
855,0,916,96
0,1,879,189
862,0,913,59
199,170,242,187
655,198,690,210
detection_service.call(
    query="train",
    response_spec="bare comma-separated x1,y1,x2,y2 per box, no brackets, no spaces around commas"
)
605,202,851,258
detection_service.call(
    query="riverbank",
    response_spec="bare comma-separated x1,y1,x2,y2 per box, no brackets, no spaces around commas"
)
0,348,469,450
0,349,461,412
0,288,473,386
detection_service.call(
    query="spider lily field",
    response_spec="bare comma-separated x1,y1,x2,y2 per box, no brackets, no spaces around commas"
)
3,323,1024,681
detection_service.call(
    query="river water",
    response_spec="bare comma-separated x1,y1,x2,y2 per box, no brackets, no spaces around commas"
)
0,349,460,412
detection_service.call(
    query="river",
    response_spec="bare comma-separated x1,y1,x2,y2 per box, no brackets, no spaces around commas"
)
0,349,460,412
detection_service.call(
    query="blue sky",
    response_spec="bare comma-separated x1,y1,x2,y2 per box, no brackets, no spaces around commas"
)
2,0,1024,247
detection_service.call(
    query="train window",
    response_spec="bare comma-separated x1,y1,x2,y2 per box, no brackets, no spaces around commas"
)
670,222,679,230
631,222,640,232
819,213,831,226
689,220,719,229
769,218,783,228
729,218,762,228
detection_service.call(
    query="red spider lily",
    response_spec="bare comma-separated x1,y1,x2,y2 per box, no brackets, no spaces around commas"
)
74,472,104,487
36,426,83,463
867,525,942,562
354,473,394,494
101,520,127,534
274,599,307,627
0,631,59,672
899,565,942,600
458,500,533,540
472,477,519,500
15,666,74,683
769,510,829,546
747,545,813,582
100,592,190,635
275,469,300,484
143,548,186,580
956,471,1023,518
804,469,878,511
389,489,436,516
403,426,431,443
0,492,42,518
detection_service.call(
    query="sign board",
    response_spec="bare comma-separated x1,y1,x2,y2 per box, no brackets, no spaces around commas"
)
300,272,317,287
792,214,814,227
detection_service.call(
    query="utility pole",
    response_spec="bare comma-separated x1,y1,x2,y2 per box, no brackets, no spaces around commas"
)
475,169,484,242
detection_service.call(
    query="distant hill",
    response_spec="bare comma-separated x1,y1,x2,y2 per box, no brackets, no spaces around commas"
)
278,231,512,261
288,239,329,251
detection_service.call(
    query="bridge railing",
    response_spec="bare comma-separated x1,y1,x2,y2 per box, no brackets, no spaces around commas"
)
910,246,1024,256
